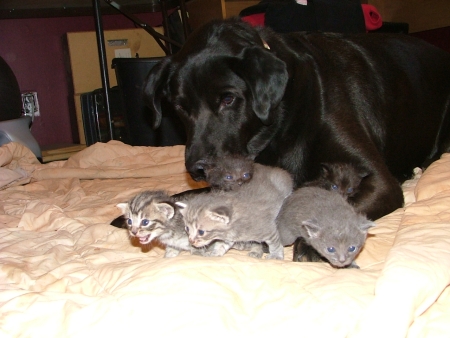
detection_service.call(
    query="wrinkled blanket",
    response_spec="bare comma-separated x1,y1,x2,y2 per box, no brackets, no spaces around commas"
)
1,141,450,337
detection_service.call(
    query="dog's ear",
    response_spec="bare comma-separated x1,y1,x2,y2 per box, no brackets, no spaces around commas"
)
142,57,172,128
232,47,288,124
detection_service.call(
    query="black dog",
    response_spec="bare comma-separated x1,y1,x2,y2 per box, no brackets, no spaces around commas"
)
143,18,450,221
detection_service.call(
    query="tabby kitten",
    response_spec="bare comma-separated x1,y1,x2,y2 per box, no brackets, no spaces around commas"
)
276,186,375,268
304,162,368,200
118,190,262,258
117,190,205,257
177,164,294,260
203,155,254,191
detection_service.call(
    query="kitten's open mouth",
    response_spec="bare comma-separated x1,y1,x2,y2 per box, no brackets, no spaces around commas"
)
138,235,151,245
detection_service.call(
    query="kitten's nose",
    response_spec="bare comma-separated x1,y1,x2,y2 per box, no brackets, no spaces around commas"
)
131,227,138,236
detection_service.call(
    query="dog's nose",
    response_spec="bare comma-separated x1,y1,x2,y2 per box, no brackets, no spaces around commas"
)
188,160,207,181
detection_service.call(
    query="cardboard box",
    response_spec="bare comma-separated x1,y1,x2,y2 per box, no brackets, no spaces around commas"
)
67,27,166,143
66,27,165,95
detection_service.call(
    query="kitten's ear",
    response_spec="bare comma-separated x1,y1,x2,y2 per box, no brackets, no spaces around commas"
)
358,170,370,179
175,201,187,216
301,219,321,238
359,220,376,232
206,206,232,224
155,202,175,219
320,163,331,175
116,203,128,214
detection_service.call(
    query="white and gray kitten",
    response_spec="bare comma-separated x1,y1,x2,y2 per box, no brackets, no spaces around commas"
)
177,164,294,260
276,186,375,268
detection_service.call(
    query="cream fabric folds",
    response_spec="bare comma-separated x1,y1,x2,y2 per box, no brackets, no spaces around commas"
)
1,141,450,337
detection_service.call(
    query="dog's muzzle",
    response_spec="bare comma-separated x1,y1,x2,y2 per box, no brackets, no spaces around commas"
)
188,159,208,181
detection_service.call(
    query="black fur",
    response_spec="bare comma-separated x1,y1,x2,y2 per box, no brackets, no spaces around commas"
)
143,18,450,220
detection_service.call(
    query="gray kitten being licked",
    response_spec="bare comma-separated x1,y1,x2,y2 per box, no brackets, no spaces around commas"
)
203,155,254,191
276,186,375,268
177,163,294,260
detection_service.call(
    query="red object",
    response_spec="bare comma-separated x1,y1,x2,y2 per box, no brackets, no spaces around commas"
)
241,13,265,27
362,4,382,31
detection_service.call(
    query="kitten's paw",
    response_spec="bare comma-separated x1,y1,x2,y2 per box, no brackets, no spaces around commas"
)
348,262,360,269
191,249,207,256
266,253,284,260
164,247,181,258
248,251,263,259
205,250,225,257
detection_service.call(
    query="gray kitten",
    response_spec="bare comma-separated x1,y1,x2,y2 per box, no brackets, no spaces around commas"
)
276,186,375,268
177,164,294,260
203,155,254,191
118,190,260,257
304,162,368,200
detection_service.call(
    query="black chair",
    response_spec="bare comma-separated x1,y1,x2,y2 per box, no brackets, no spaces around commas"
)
92,0,190,140
0,56,41,159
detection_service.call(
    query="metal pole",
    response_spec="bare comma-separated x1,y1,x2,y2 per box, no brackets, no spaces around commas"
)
92,0,114,140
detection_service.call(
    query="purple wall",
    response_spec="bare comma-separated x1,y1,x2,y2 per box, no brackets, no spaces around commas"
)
0,13,163,146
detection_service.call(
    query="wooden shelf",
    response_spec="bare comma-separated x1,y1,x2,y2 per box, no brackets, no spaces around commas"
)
41,143,86,162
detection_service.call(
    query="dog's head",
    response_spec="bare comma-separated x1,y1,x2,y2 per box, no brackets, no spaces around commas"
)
143,19,288,182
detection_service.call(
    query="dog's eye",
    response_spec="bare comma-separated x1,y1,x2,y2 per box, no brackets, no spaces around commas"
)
220,94,235,107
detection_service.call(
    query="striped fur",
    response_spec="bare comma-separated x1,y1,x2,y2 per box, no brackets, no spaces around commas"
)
117,190,206,257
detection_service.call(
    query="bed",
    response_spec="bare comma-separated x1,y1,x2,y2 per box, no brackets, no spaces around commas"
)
1,140,450,337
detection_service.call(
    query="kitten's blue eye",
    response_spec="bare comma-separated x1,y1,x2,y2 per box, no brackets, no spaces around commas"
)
327,247,336,253
225,175,233,180
348,246,357,252
141,219,149,226
185,226,189,234
242,173,250,179
198,230,205,236
347,187,354,193
127,218,132,225
331,184,338,190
